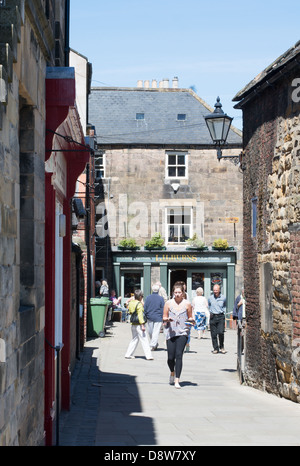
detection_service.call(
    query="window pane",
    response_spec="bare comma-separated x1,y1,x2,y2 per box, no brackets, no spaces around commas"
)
124,273,142,297
177,114,186,121
182,208,191,223
177,155,185,165
136,113,144,120
177,167,186,177
168,167,176,177
210,273,223,292
180,226,190,242
192,273,205,291
168,155,176,165
168,225,179,242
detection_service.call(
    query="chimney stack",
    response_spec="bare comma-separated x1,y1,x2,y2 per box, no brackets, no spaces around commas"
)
172,77,179,88
137,78,179,89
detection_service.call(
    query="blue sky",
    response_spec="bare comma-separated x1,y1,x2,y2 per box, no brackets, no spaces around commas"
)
70,0,300,130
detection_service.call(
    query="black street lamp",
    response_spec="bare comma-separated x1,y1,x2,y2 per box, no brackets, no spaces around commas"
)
204,96,244,169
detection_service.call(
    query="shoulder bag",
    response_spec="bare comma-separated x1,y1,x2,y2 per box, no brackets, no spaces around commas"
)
130,302,147,324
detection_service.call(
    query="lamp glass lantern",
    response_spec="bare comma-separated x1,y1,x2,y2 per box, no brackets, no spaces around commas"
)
204,96,233,145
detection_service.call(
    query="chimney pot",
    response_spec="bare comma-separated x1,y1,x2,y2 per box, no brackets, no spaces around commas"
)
172,77,179,88
163,79,169,88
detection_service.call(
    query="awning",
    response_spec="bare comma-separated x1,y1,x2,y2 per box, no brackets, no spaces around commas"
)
45,67,90,199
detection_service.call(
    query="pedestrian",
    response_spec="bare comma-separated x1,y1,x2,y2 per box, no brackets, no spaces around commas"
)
144,284,165,350
173,281,191,352
208,284,227,354
125,289,153,360
95,280,101,295
110,289,127,322
233,288,245,323
163,283,194,389
99,279,109,297
233,288,246,353
156,281,168,302
192,287,209,339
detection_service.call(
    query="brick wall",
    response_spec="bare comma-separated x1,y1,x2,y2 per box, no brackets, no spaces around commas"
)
242,68,300,402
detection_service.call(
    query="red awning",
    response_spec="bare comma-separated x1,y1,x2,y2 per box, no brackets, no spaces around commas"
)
45,67,90,199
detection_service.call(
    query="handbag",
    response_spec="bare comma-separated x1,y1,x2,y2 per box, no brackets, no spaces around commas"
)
130,302,147,324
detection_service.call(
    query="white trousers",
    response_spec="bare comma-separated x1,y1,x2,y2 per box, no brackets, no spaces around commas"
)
125,324,152,359
147,320,162,348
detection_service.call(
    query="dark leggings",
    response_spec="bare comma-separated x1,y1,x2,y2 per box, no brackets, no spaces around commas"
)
166,335,188,378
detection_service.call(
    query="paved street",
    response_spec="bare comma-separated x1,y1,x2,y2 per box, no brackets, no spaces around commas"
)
59,321,300,447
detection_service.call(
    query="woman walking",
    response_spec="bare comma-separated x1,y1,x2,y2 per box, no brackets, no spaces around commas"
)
192,287,209,339
125,289,153,360
163,284,194,388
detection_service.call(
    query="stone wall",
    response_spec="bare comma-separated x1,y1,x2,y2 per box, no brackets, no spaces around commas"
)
95,146,244,291
242,69,300,403
0,1,54,446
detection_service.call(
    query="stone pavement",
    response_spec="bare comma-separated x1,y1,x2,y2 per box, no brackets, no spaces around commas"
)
59,321,300,447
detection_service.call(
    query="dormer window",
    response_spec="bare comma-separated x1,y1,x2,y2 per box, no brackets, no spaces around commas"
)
177,113,186,121
136,113,145,120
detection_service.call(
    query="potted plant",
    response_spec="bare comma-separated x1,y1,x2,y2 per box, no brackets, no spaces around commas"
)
144,233,166,250
118,238,140,250
186,234,208,250
212,238,234,250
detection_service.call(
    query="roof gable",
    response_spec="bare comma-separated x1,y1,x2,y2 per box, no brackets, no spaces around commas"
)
89,87,242,146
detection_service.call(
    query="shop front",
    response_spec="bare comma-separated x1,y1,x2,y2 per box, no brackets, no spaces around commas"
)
44,67,90,445
112,249,237,324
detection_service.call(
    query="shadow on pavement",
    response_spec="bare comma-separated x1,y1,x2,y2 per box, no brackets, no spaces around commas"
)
96,369,156,446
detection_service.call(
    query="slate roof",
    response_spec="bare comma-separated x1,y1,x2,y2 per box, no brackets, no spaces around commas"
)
233,40,300,108
89,87,242,146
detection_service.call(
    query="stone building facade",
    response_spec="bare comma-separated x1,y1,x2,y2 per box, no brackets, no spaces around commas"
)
233,41,300,402
0,0,72,446
89,82,244,317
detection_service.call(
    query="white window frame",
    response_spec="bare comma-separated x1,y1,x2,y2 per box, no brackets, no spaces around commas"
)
95,150,106,179
165,151,188,179
165,206,193,245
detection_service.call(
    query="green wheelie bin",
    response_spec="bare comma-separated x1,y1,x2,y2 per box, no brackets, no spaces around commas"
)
88,297,111,338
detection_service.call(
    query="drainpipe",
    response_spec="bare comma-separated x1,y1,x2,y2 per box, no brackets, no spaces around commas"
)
64,0,70,67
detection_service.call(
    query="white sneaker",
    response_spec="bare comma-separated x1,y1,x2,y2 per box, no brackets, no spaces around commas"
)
174,382,181,389
169,374,175,385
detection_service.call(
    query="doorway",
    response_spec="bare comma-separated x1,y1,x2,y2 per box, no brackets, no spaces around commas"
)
169,269,187,295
